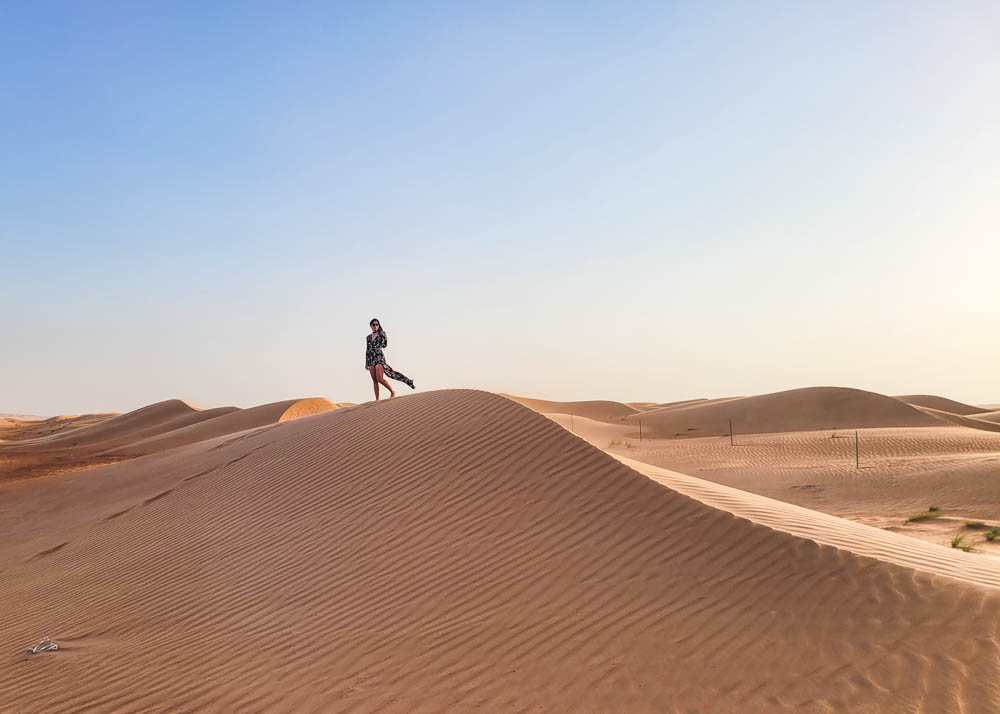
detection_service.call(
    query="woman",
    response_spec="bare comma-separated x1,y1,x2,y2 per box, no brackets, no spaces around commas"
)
365,318,415,400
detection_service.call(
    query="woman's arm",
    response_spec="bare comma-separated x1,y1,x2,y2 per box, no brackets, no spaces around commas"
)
378,330,388,347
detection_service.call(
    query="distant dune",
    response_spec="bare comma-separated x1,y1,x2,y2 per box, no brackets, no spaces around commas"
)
11,399,216,452
616,386,940,438
895,394,990,416
0,412,116,443
112,397,339,457
974,410,1000,424
0,397,342,483
909,405,1000,433
2,389,999,712
501,394,640,422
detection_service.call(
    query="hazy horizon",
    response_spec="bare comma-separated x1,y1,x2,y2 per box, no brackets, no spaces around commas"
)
4,2,998,415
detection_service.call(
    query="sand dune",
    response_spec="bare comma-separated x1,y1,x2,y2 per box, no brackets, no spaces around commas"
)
546,411,1000,556
0,413,116,444
625,398,714,412
911,405,1000,433
974,410,1000,424
2,390,999,712
1,398,340,484
12,399,218,452
502,393,640,422
896,394,989,415
111,397,338,457
611,452,1000,587
624,386,940,438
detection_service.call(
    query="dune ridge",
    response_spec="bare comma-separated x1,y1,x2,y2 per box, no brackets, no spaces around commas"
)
2,390,999,712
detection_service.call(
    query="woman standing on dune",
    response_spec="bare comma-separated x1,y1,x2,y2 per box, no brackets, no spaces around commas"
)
365,318,415,400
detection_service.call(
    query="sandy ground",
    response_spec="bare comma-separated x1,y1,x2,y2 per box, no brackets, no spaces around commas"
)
2,389,999,711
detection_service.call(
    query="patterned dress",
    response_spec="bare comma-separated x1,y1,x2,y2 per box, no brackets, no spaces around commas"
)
366,331,414,388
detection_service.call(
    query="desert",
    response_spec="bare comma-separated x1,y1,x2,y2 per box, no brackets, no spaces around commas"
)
3,387,1000,711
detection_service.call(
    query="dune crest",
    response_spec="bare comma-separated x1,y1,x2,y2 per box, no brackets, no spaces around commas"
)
1,390,998,712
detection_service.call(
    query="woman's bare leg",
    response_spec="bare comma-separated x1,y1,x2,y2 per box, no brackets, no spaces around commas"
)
368,366,380,400
375,364,395,398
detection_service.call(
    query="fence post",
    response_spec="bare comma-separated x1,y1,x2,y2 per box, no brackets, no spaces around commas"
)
729,419,734,447
855,430,859,469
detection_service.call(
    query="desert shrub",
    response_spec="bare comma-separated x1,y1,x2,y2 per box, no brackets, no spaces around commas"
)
951,534,974,552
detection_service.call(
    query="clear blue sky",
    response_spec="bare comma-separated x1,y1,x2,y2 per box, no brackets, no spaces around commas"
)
3,1,998,414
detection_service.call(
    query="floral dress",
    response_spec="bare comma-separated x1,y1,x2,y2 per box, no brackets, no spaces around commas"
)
366,331,414,388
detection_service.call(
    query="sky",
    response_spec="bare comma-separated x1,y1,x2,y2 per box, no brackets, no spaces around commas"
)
2,1,998,415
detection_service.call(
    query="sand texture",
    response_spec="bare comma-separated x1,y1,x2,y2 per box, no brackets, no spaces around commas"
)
2,390,999,712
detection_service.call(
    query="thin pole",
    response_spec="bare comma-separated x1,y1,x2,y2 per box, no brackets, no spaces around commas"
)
639,419,642,442
729,419,734,447
855,430,859,469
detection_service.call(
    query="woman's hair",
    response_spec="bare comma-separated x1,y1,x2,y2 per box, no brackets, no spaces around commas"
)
369,318,381,328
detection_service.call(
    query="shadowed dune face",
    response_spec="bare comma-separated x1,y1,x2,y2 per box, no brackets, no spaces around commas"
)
2,390,999,712
975,410,1000,424
625,386,941,438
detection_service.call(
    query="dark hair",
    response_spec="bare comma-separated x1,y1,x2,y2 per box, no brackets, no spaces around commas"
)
369,318,381,327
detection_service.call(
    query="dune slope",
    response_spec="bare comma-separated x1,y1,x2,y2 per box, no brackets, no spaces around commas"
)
1,390,998,712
